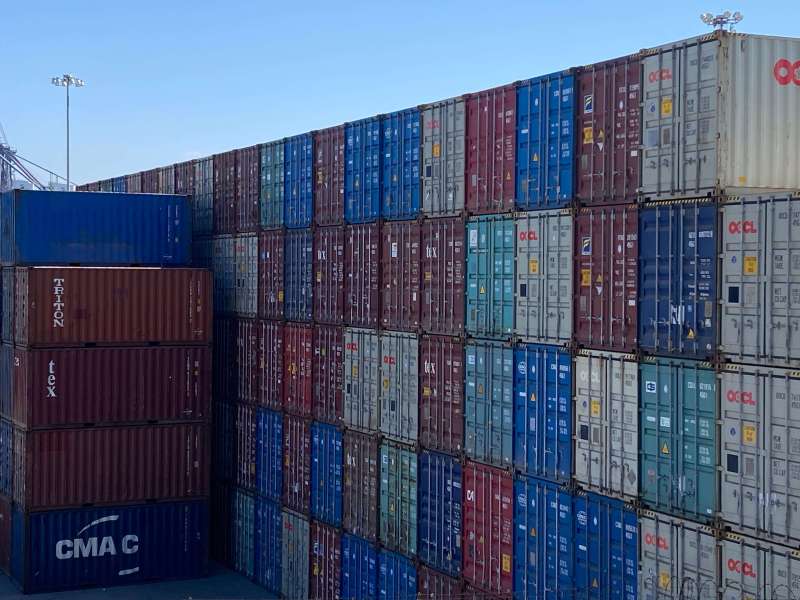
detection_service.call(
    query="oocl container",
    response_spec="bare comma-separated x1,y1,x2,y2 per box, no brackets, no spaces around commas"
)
237,145,260,232
382,109,420,220
381,221,421,331
284,133,314,228
345,223,381,328
343,431,379,542
310,521,342,600
284,229,313,322
378,549,417,600
313,325,344,425
418,451,462,576
419,335,464,454
235,404,257,491
234,234,258,318
379,441,418,557
421,218,465,335
311,422,343,527
283,323,313,417
314,125,345,226
314,226,345,324
254,496,282,592
256,408,283,503
232,488,255,578
258,229,285,320
720,532,800,600
282,509,310,600
260,140,284,229
345,117,381,223
379,331,419,444
283,415,312,514
343,328,380,433
341,533,378,600
194,156,214,235
421,97,465,217
213,150,237,235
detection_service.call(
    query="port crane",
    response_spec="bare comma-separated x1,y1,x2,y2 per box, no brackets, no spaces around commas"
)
0,120,66,192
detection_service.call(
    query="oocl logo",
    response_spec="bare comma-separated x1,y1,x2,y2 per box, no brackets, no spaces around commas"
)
345,342,358,352
383,355,396,365
728,220,758,234
727,559,756,579
726,389,756,406
774,59,800,86
519,230,538,241
644,533,669,550
648,69,672,83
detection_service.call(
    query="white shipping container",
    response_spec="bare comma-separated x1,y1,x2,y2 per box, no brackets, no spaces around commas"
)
720,533,800,600
421,97,465,216
379,331,419,444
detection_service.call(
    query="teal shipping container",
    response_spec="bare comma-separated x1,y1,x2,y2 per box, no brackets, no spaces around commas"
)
232,488,255,580
379,442,418,558
260,140,284,229
282,510,310,600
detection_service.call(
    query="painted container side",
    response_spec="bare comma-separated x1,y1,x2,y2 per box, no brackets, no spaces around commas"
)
212,236,236,315
345,223,381,328
232,488,255,579
256,407,283,503
233,233,258,318
0,419,11,497
421,98,465,217
313,324,344,425
284,134,314,229
720,533,800,600
381,221,421,331
237,145,261,232
281,510,310,600
311,422,344,527
283,323,314,417
421,218,465,336
379,331,419,444
310,521,342,600
343,431,379,542
417,565,462,599
419,335,464,454
284,229,314,322
193,157,214,236
258,229,285,320
254,497,282,593
314,226,345,325
158,165,175,195
260,140,285,229
235,404,257,491
345,117,382,223
283,414,312,515
213,150,237,235
125,173,142,195
418,451,462,576
379,442,418,557
378,549,417,600
341,534,378,600
343,328,380,433
314,126,346,226
259,320,284,410
174,160,195,196
382,109,420,220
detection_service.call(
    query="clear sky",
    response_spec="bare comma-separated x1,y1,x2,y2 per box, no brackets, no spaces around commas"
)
2,0,798,185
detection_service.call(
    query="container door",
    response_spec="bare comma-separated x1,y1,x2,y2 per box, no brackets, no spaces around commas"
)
379,332,419,444
421,99,465,216
343,328,380,432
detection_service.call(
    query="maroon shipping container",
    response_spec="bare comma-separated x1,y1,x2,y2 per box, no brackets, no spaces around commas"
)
381,221,421,331
462,461,514,595
141,168,159,193
419,335,464,454
259,320,284,410
259,230,285,320
236,319,260,405
418,565,463,599
576,55,641,205
284,323,313,417
283,414,312,514
0,495,9,573
313,325,343,425
13,423,209,511
342,430,379,542
175,159,196,195
237,145,261,232
465,85,516,215
10,345,210,429
125,172,142,194
236,403,257,491
421,218,465,335
13,267,212,347
214,149,238,234
314,226,345,324
310,521,342,600
314,125,346,226
464,585,511,600
345,224,380,328
573,205,638,351
213,317,236,404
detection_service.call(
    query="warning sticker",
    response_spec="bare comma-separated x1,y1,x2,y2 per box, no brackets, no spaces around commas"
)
581,269,591,287
316,271,322,283
661,97,673,117
659,571,671,590
583,126,594,145
529,259,539,274
422,386,431,397
742,425,756,445
278,291,284,301
744,256,758,274
432,143,441,158
502,554,511,573
591,399,601,417
584,94,593,114
581,237,592,255
661,442,670,455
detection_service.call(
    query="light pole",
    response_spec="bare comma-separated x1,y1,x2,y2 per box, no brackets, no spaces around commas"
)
51,74,85,190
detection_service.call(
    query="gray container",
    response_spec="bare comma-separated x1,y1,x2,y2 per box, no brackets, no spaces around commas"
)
379,331,419,444
720,196,800,367
421,97,465,216
281,509,310,600
719,363,800,544
194,157,214,236
343,328,380,433
514,210,573,344
720,532,800,600
573,350,638,500
212,236,235,315
158,164,175,195
639,510,718,600
379,441,418,558
234,234,258,318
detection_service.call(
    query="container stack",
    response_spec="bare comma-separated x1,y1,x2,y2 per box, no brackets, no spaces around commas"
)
80,29,800,600
0,190,212,594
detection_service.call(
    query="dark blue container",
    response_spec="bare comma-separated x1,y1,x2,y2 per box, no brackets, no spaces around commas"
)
284,134,314,228
0,418,11,497
0,190,192,266
284,229,314,321
112,177,126,193
638,200,717,359
378,549,417,600
513,343,573,483
417,451,461,576
256,408,283,502
10,500,208,594
212,402,235,482
311,422,343,527
381,109,420,220
0,345,11,417
345,117,382,223
254,496,282,593
342,534,378,600
516,71,575,209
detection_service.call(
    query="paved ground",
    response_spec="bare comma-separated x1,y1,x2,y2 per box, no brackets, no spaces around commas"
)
0,563,275,600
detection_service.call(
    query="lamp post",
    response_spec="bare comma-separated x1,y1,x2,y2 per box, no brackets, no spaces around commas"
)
51,74,85,190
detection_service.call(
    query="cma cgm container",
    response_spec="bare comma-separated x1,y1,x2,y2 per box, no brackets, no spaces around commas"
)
345,224,381,328
343,328,380,432
379,442,418,557
283,323,313,417
343,431,379,542
258,229,285,320
638,200,717,358
417,565,462,599
466,215,515,338
254,497,282,592
285,133,314,229
314,226,345,324
260,140,285,229
256,408,283,502
314,126,346,226
640,32,800,201
193,157,214,235
283,414,312,514
282,510,310,600
313,325,344,425
381,221,421,331
421,97,466,217
720,532,800,600
0,190,191,266
12,267,212,347
237,145,260,232
233,234,258,317
419,335,464,454
311,422,343,527
516,71,575,209
418,451,462,576
9,500,208,594
284,229,313,322
639,356,717,522
465,84,516,215
382,109,420,220
345,117,382,223
213,150,237,234
379,331,419,444
378,549,417,600
232,488,255,578
310,521,342,600
341,534,378,599
421,218,465,335
12,423,209,511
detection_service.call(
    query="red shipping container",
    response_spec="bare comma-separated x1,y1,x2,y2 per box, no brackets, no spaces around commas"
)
345,224,380,328
313,325,343,425
175,159,196,195
214,150,238,234
13,267,212,347
237,145,261,232
573,205,638,351
576,55,641,205
236,319,260,405
213,318,236,403
421,218,465,335
259,230,285,320
314,226,345,324
465,85,516,215
381,221,421,331
314,125,346,226
284,323,313,416
462,461,514,595
236,403,257,491
13,423,209,511
283,414,311,514
419,335,464,454
11,345,210,429
141,168,160,193
126,172,142,194
342,430,379,542
310,521,342,600
418,565,463,599
0,495,9,573
464,585,510,600
258,320,284,410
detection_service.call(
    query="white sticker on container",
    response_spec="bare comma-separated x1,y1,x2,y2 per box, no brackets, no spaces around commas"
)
391,242,398,258
660,416,671,428
645,381,656,394
467,354,476,365
469,229,478,248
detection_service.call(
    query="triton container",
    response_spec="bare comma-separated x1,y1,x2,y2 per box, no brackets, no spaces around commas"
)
342,431,379,542
381,108,420,220
314,226,345,324
259,140,284,229
418,335,464,454
417,450,462,576
421,97,465,217
343,328,380,433
314,126,346,226
345,223,381,328
379,331,419,444
420,218,465,335
258,230,285,320
381,221,421,331
284,229,313,322
310,422,343,527
341,534,378,599
379,441,418,557
284,133,314,228
345,117,382,223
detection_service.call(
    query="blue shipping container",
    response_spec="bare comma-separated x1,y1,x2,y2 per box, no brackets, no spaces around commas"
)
638,200,717,358
342,534,378,600
112,177,126,193
254,497,282,593
378,549,417,600
0,345,10,417
311,422,343,527
284,134,314,228
0,190,192,266
284,229,314,321
417,451,462,577
232,488,255,579
0,419,11,497
10,500,208,594
516,71,575,209
513,343,572,483
345,117,382,223
381,109,420,220
256,408,283,502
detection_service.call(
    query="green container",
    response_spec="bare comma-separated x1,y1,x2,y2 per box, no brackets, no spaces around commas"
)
260,140,285,229
379,442,418,557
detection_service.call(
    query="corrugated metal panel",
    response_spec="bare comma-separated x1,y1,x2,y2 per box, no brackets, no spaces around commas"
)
720,532,800,600
236,319,260,405
313,325,344,425
314,126,346,226
2,268,14,342
513,343,572,482
236,145,260,232
282,509,310,600
193,156,214,236
311,422,343,527
112,176,127,193
346,223,381,328
418,451,462,576
381,109,420,220
464,341,513,467
259,320,284,410
284,229,314,322
284,323,313,417
640,357,717,522
345,117,381,223
0,190,191,266
343,431,379,542
0,495,9,573
158,165,175,195
341,533,378,600
10,500,208,594
213,150,237,234
573,350,639,500
343,328,380,432
381,221,421,331
379,331,419,444
421,218,465,335
378,549,417,600
310,521,342,600
260,140,284,229
213,236,236,315
516,71,575,209
638,200,717,358
254,497,282,592
421,97,465,216
234,234,258,317
232,488,255,579
258,230,285,320
256,408,283,502
379,442,418,557
283,415,311,514
417,565,462,599
174,160,195,195
212,402,235,482
0,419,11,497
125,172,142,195
235,404,257,490
99,179,113,192
0,345,10,418
466,215,515,338
419,335,464,454
285,134,314,229
314,226,345,324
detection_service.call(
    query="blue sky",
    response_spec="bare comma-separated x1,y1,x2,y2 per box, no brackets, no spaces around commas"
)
3,1,798,184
